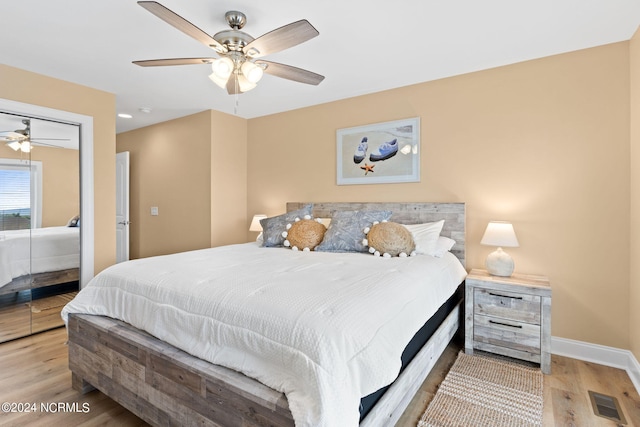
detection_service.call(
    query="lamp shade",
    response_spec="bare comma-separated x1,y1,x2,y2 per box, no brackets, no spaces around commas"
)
211,57,233,79
7,141,22,151
250,214,267,232
209,72,229,89
241,61,264,84
209,57,234,89
237,74,257,92
481,221,518,276
480,221,519,248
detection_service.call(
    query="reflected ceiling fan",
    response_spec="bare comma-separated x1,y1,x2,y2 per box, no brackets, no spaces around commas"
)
133,1,325,94
0,119,70,153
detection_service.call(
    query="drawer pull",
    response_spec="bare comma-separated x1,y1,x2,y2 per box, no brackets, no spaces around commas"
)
489,319,523,329
489,292,523,300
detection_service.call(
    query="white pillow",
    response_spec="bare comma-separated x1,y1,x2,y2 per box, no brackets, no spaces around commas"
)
433,236,456,257
403,220,445,256
317,218,331,228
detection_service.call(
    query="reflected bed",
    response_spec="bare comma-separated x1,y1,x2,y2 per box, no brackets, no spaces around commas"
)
0,226,79,294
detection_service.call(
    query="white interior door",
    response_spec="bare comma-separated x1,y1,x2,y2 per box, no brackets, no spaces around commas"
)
116,151,130,263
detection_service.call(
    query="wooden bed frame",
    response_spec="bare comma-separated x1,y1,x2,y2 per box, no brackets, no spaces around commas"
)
68,202,465,427
0,268,79,296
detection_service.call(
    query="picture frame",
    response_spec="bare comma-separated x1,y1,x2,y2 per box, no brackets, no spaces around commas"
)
336,117,420,185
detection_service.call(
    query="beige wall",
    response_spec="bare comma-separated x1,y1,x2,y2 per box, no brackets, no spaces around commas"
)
210,110,248,247
0,144,79,227
116,109,248,258
116,111,212,258
630,28,640,362
248,42,631,349
0,64,116,275
35,146,80,227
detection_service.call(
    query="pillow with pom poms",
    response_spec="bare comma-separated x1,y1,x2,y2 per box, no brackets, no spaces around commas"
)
282,215,327,251
363,220,416,258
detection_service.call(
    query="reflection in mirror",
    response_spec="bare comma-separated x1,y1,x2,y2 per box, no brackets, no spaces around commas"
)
0,112,80,341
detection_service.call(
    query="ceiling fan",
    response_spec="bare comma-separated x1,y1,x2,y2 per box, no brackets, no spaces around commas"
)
0,119,70,152
133,1,325,94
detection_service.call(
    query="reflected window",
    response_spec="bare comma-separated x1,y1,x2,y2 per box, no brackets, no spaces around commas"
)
0,159,42,230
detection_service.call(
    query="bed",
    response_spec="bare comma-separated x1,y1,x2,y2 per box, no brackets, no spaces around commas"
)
0,226,80,294
63,202,466,427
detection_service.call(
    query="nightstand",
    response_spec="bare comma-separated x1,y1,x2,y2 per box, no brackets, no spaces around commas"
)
464,269,552,374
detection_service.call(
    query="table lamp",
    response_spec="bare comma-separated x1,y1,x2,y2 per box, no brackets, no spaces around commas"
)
249,214,266,232
480,221,519,276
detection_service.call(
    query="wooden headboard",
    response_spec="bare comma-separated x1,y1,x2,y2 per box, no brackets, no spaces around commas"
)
286,202,466,267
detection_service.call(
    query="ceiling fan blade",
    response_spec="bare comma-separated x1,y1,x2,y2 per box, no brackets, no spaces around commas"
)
138,1,226,53
30,141,68,148
243,20,318,58
257,60,324,85
30,137,71,141
0,131,24,139
133,57,215,67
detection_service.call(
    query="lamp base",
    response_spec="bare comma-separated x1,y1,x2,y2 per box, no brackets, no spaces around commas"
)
485,247,514,277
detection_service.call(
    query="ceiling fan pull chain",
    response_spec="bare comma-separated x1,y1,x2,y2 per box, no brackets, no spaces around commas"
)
234,76,240,115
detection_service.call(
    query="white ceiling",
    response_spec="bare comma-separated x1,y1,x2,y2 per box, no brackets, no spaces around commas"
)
1,1,639,134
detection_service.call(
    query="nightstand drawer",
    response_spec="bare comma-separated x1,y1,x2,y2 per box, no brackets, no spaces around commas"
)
473,314,541,354
474,288,541,324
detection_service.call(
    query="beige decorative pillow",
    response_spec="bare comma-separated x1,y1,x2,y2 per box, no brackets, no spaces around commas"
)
364,221,416,257
282,216,327,251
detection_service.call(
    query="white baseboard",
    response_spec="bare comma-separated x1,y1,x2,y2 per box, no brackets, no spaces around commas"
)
552,336,640,394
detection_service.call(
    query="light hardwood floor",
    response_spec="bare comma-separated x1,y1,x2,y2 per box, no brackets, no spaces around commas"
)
0,291,76,342
0,327,638,426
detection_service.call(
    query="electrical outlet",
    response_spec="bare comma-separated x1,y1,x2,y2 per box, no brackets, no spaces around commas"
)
151,206,159,216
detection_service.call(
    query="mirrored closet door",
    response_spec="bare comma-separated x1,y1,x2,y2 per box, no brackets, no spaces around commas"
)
0,112,80,342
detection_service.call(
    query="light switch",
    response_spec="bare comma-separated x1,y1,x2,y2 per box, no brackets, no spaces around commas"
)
151,206,159,216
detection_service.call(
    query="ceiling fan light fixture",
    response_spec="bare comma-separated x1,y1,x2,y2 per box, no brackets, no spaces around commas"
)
237,74,257,92
134,3,324,96
6,140,31,153
208,72,229,89
211,57,234,79
7,140,22,151
241,61,264,84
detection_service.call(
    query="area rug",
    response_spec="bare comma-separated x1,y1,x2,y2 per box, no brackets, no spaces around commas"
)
418,351,543,427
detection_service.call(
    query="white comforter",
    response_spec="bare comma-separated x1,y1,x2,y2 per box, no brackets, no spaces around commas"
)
0,226,80,288
62,243,466,427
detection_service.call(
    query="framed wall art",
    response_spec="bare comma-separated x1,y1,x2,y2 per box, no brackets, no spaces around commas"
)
336,117,420,185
